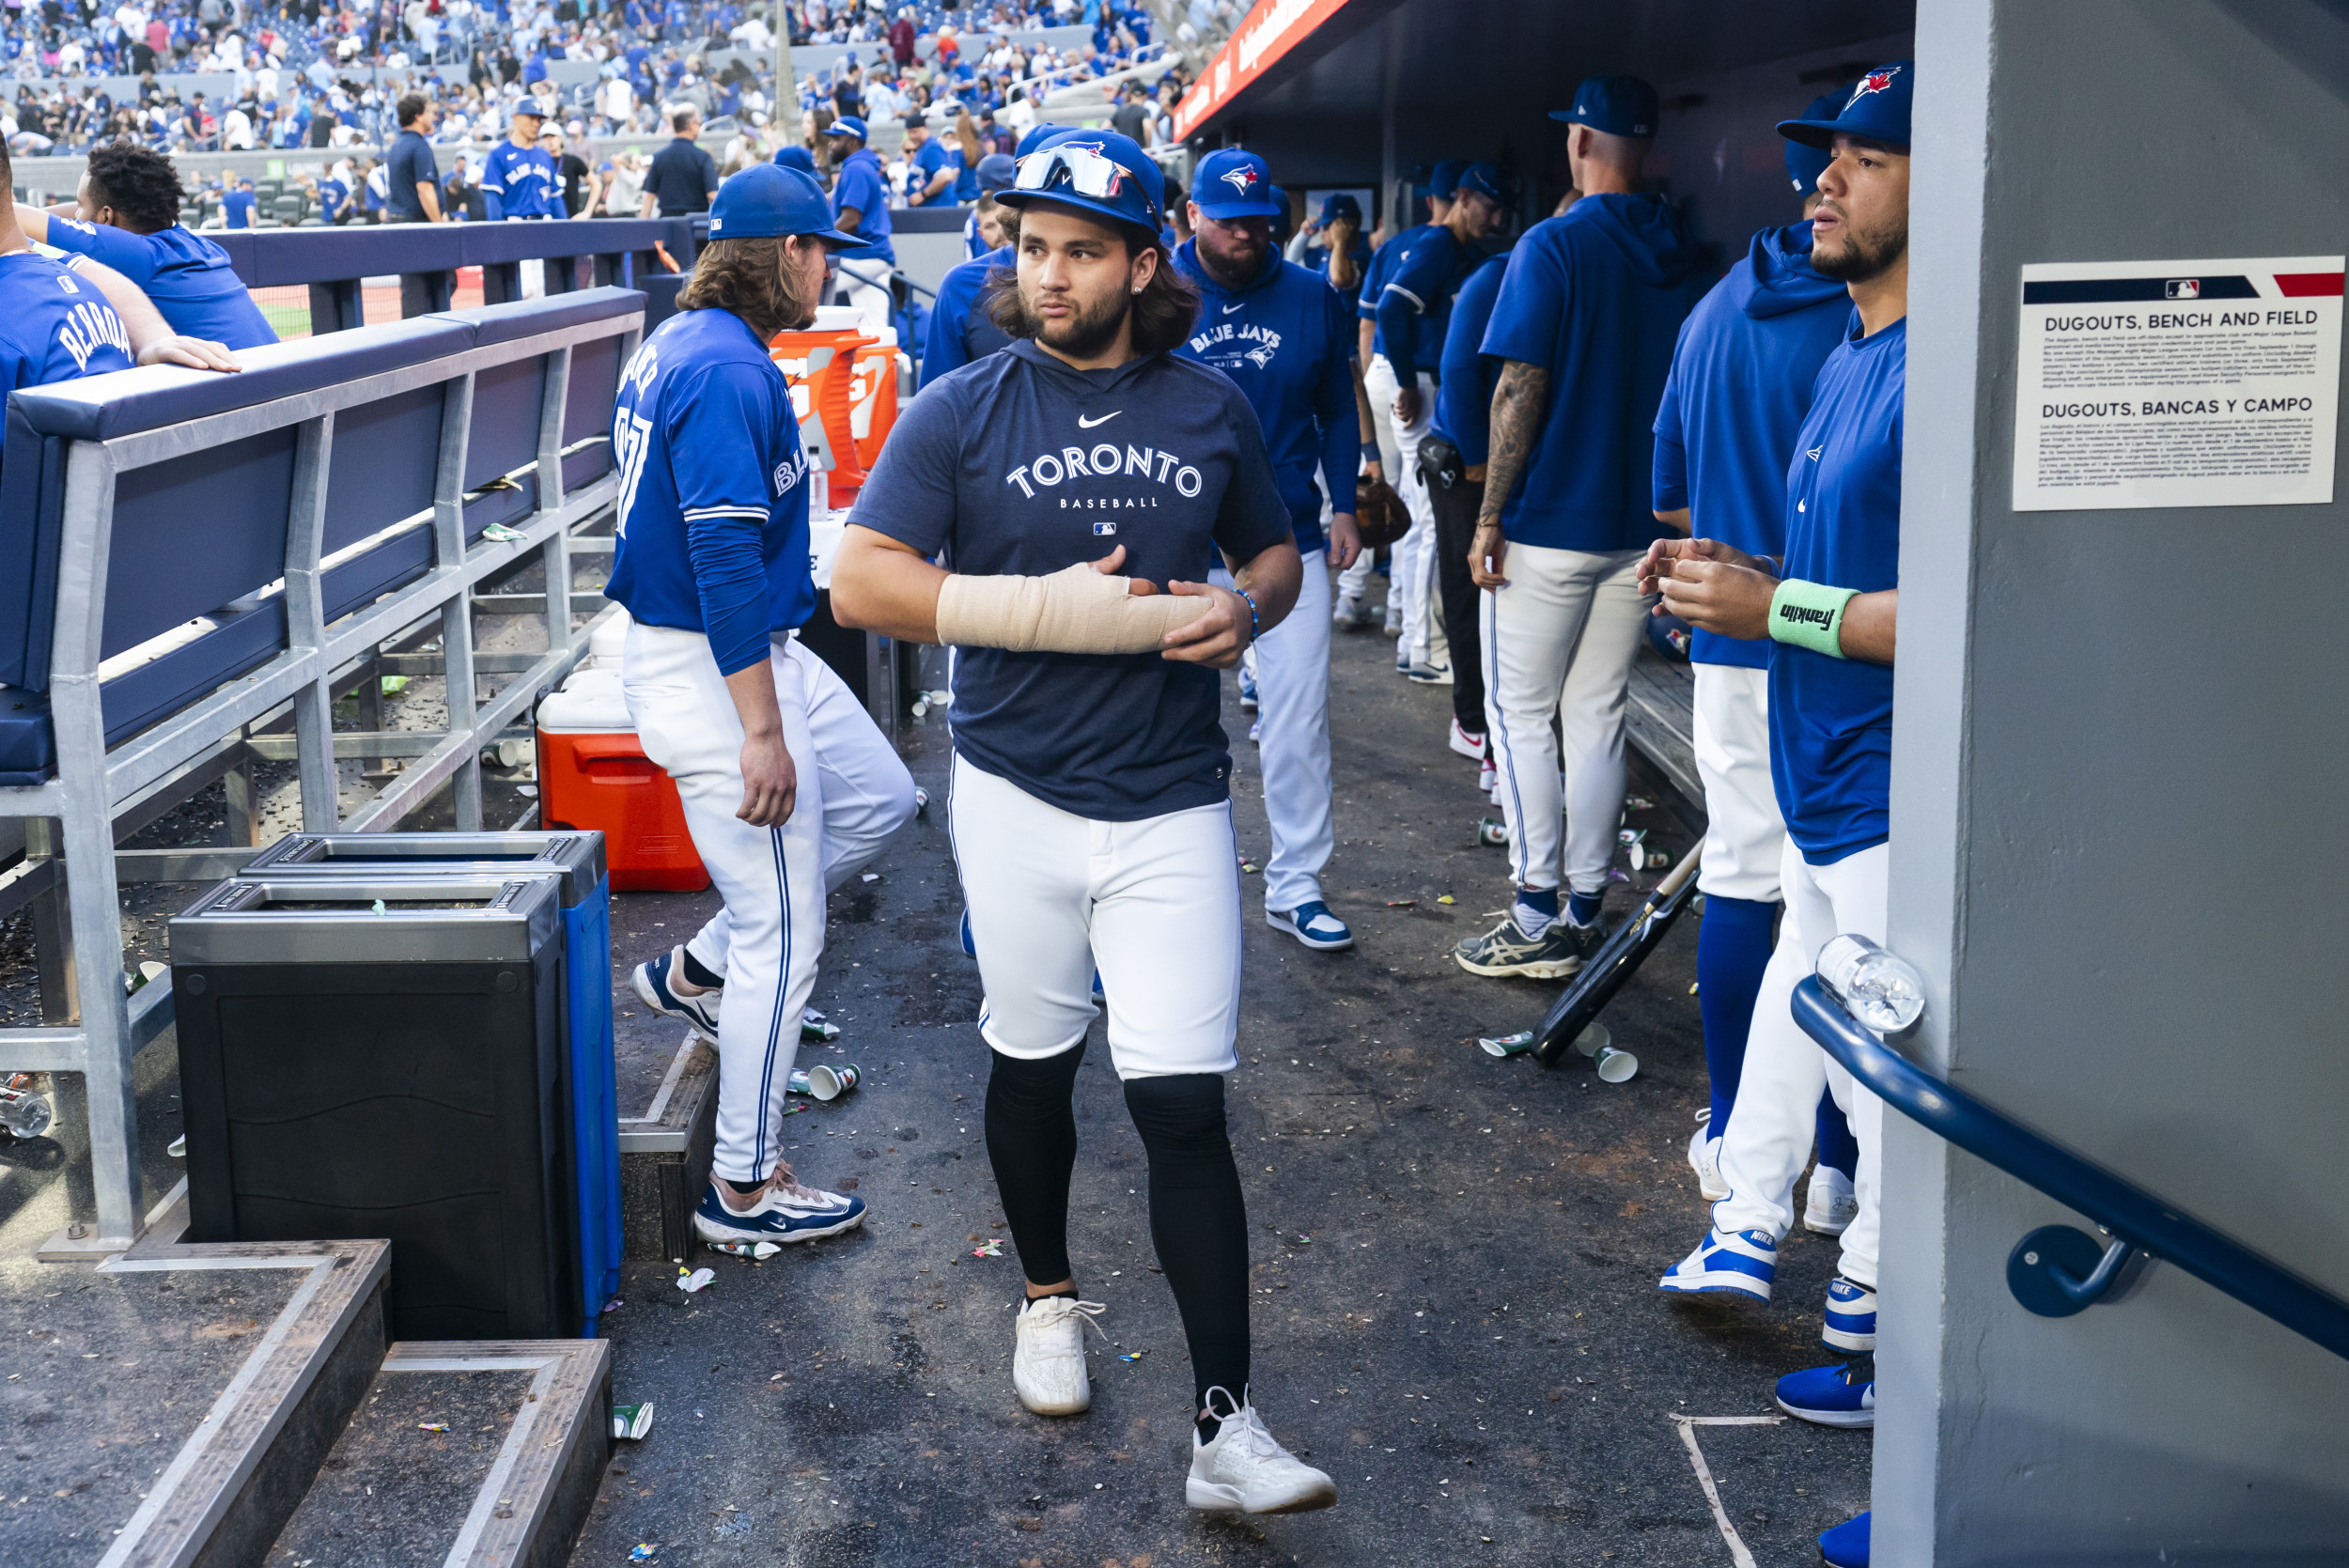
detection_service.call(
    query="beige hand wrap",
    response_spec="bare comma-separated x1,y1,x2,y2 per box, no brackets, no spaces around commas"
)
933,563,1215,654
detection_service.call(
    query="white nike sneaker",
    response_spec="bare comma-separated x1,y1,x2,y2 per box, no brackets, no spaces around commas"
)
1186,1387,1337,1514
1011,1295,1105,1417
1688,1110,1727,1201
1804,1164,1858,1235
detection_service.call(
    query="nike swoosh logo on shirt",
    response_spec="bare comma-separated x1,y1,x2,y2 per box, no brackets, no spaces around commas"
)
1078,411,1122,428
1222,303,1244,314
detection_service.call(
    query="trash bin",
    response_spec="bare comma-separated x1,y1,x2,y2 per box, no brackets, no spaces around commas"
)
173,875,578,1341
239,831,621,1336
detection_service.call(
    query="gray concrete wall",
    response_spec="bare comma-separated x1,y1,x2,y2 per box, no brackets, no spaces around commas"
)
1886,0,2349,1560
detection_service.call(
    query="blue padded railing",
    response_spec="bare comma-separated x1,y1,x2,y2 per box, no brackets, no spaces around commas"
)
1792,975,2349,1360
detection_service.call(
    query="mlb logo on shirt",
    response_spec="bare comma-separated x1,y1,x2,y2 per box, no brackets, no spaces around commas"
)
1092,521,1117,536
56,273,79,295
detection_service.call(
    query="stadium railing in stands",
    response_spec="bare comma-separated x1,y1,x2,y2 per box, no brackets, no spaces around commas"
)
0,285,644,1254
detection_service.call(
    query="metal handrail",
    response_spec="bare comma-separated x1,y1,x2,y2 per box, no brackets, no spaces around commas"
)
1791,975,2349,1360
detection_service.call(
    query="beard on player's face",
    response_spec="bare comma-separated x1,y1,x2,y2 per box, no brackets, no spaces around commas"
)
1812,208,1907,283
1193,215,1267,287
1020,276,1132,360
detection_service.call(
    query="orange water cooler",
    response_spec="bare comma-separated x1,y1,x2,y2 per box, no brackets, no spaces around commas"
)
772,306,909,503
535,621,709,893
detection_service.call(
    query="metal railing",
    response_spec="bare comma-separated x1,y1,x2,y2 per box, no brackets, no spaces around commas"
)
1,294,641,1255
1792,975,2349,1360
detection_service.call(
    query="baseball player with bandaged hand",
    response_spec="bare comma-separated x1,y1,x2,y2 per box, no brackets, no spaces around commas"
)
832,130,1337,1516
603,163,907,1252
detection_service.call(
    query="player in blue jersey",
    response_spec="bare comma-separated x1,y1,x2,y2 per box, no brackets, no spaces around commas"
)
1335,163,1505,665
1459,75,1695,982
604,163,913,1254
1641,66,1916,1568
480,102,559,221
831,129,1333,1517
822,116,897,334
1173,149,1362,955
1286,192,1371,306
1649,93,1859,1240
1421,244,1512,782
13,143,276,350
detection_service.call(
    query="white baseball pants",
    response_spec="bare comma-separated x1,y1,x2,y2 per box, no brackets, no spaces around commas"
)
834,258,894,337
1692,663,1786,904
1255,548,1335,913
622,624,829,1187
1479,542,1651,896
949,755,1242,1079
1711,837,1888,1288
1341,355,1441,667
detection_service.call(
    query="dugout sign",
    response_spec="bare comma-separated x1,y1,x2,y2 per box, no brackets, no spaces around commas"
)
2012,256,2343,511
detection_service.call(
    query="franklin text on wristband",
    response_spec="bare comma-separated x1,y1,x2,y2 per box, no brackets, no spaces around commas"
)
1767,578,1859,659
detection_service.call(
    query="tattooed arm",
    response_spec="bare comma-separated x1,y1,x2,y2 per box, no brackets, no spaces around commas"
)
1470,360,1548,589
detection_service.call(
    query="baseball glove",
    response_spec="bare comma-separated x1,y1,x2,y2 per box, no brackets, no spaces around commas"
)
1354,474,1409,550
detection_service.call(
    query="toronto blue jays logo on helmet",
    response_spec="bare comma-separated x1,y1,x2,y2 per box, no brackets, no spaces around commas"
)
1221,164,1258,196
1845,66,1901,108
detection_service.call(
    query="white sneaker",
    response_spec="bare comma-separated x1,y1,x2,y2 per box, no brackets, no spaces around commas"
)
1185,1387,1337,1514
1011,1295,1105,1417
1381,604,1402,636
1448,720,1487,763
1688,1110,1727,1201
1804,1164,1858,1235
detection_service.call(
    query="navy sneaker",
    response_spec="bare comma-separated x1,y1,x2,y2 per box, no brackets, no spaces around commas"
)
633,947,720,1039
1775,1360,1875,1428
1824,1277,1877,1352
1657,1227,1777,1302
1819,1511,1870,1567
693,1174,866,1246
1266,901,1354,952
959,907,976,958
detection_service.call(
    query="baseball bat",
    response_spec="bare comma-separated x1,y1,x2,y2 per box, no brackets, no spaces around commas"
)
1532,843,1704,1066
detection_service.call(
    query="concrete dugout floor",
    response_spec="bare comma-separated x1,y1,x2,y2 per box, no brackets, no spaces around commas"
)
572,601,1873,1567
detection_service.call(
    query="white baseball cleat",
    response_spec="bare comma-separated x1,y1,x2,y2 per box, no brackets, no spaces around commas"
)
1185,1387,1338,1514
1688,1110,1728,1201
1804,1164,1858,1235
1012,1295,1106,1417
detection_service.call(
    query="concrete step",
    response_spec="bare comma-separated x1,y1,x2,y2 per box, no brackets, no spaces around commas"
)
614,1029,718,1263
266,1338,611,1568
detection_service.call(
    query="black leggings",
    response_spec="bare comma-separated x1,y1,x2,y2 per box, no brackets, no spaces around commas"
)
1421,435,1487,735
984,1044,1251,1411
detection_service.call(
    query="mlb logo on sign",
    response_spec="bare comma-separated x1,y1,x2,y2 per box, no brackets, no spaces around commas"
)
1093,521,1117,536
2166,279,2201,300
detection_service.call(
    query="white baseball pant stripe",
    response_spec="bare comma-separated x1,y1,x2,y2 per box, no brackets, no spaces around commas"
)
949,755,1242,1079
1479,542,1650,895
622,624,827,1186
1255,548,1335,913
682,645,920,977
1692,662,1786,904
1340,355,1441,667
1711,837,1888,1288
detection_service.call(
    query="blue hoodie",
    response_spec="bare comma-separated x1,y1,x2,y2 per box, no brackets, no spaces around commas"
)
1481,192,1697,552
1651,220,1850,667
1171,240,1358,553
1432,251,1510,467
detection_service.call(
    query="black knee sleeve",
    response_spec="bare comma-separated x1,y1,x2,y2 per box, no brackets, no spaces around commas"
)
985,1044,1086,1287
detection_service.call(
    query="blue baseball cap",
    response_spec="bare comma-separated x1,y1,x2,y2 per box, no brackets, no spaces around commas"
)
1779,62,1912,149
1267,185,1293,243
1191,147,1281,220
975,151,1016,194
1549,73,1659,138
1000,128,1165,239
1316,193,1361,226
1782,91,1843,193
772,144,817,174
1013,122,1060,159
708,163,860,244
824,114,869,142
1455,161,1507,205
1429,159,1468,200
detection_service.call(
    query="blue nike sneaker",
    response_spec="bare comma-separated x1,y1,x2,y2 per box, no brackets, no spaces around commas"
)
1657,1227,1777,1302
959,907,976,958
1266,901,1354,952
633,946,720,1039
1091,969,1105,1004
1823,1277,1877,1351
1819,1511,1870,1567
1775,1361,1875,1428
693,1173,866,1247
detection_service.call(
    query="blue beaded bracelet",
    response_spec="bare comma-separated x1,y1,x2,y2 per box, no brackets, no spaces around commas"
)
1237,588,1261,641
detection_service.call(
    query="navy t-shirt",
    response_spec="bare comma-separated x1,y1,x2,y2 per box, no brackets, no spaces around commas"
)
385,129,439,219
1481,193,1696,552
1651,221,1850,668
605,307,815,675
39,217,277,349
1770,317,1905,865
855,340,1292,821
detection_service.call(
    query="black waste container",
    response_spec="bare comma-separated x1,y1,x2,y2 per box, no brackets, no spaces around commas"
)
172,875,575,1341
